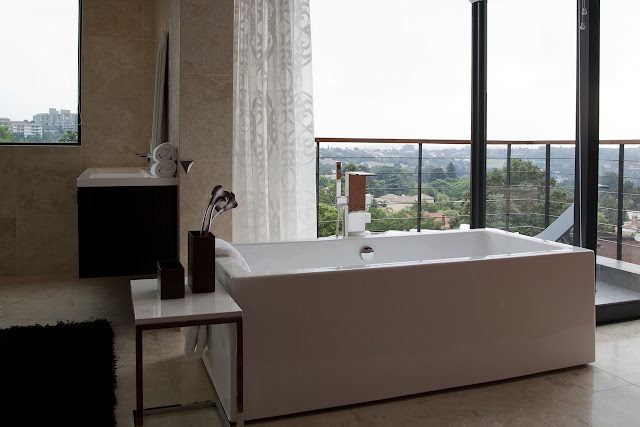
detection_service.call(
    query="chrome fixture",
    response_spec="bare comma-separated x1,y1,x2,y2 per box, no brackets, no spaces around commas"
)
181,160,194,173
135,153,153,170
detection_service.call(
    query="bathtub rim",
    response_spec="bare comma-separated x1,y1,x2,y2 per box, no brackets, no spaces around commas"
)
218,228,593,279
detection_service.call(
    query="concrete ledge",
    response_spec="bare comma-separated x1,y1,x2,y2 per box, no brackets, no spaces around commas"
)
597,256,640,293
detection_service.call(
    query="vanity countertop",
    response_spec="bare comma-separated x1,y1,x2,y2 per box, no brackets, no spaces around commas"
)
77,167,178,187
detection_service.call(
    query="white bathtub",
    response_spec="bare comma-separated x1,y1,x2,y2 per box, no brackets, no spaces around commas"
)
205,229,595,422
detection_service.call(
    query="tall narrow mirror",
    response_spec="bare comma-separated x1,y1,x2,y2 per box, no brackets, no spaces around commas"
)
151,32,168,152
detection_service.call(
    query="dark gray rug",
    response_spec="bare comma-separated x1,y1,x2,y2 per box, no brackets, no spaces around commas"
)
0,319,116,426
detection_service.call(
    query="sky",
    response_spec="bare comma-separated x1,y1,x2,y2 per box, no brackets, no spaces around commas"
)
0,1,79,122
310,0,640,142
0,0,637,142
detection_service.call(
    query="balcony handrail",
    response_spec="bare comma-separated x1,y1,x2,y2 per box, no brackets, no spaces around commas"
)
316,137,640,146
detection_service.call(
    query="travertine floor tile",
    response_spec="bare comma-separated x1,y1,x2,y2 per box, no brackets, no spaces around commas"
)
550,384,640,426
592,337,640,384
521,365,631,399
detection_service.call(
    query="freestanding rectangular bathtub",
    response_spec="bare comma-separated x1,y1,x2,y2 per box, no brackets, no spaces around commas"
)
205,229,595,422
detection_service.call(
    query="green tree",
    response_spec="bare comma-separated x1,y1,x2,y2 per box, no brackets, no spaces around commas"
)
597,194,617,232
26,134,43,143
0,124,17,143
599,171,618,192
58,131,78,142
368,165,417,197
446,162,457,178
428,167,448,182
486,159,572,236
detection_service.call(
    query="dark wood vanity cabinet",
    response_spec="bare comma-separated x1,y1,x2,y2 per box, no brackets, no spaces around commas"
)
78,186,178,278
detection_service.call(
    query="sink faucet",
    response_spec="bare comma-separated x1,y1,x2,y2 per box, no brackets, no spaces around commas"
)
135,153,153,170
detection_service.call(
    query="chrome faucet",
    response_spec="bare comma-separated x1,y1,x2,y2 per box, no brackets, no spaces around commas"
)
135,153,153,170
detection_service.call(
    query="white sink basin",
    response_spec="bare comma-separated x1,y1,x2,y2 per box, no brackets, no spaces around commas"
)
77,167,178,187
90,167,153,179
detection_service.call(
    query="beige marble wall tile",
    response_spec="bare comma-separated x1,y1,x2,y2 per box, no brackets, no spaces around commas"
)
82,36,144,98
18,146,82,156
0,178,17,218
16,156,83,217
155,0,167,40
0,153,16,217
16,215,77,277
143,40,157,99
0,217,16,277
0,146,16,156
180,0,233,75
179,74,232,161
82,0,143,39
143,0,156,41
81,155,148,170
166,1,181,87
178,159,233,264
81,97,143,156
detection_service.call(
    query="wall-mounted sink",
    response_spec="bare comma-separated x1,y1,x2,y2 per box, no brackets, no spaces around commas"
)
90,167,153,179
77,167,178,187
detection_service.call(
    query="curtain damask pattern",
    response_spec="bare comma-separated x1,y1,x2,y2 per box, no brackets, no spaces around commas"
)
232,0,316,243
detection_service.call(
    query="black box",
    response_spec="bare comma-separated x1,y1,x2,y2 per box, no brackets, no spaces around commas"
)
157,260,185,299
188,231,215,293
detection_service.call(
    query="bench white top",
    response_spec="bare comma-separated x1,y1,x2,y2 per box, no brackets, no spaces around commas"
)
131,278,242,325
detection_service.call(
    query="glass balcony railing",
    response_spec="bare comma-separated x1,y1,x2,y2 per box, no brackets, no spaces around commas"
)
316,138,640,264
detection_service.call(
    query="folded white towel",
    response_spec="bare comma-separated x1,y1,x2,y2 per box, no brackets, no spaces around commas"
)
184,325,208,358
150,160,177,178
215,238,250,272
152,142,177,162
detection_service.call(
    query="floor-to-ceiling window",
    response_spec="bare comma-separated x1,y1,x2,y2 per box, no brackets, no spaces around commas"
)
596,0,640,311
485,0,576,237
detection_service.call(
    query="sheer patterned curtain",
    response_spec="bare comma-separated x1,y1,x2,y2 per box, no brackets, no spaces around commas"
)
232,0,316,243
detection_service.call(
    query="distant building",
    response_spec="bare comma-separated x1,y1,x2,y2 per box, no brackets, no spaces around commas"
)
0,117,10,124
375,193,435,212
5,121,43,137
33,108,78,132
423,211,451,229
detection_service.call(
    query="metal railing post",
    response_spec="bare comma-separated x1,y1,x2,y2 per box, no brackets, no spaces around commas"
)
417,143,423,232
506,144,511,230
470,0,487,229
617,143,625,260
545,144,551,228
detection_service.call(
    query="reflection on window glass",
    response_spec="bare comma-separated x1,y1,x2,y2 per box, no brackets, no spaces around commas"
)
0,1,79,144
311,0,470,139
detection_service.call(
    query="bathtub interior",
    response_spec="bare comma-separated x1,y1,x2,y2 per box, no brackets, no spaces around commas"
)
229,229,572,274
